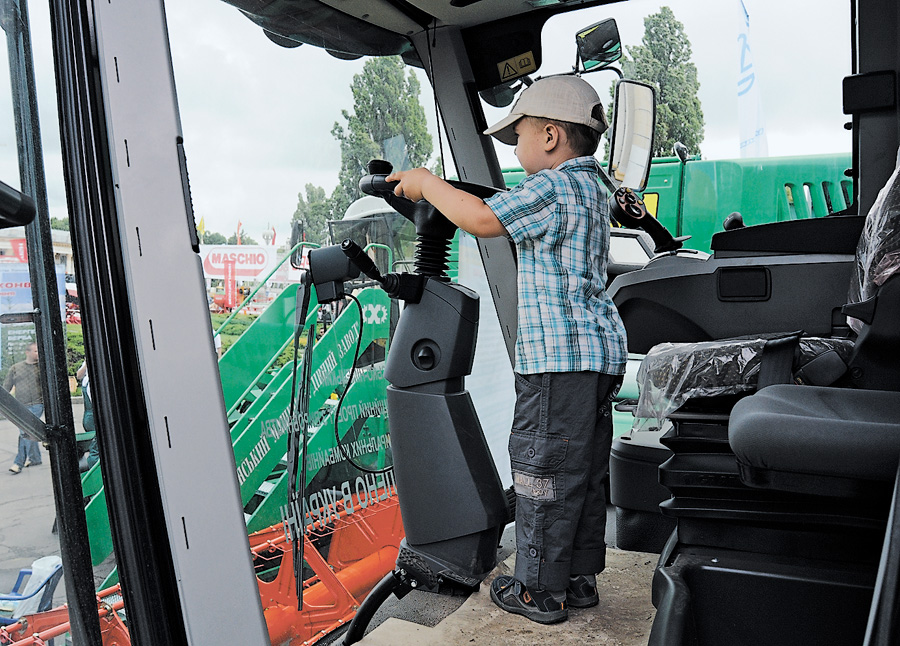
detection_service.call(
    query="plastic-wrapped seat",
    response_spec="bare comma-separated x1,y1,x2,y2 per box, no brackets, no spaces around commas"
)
636,334,854,423
727,161,900,499
646,156,900,646
636,155,900,424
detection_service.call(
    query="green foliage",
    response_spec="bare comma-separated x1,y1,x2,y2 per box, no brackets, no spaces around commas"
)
227,232,259,246
624,6,704,157
330,57,433,219
50,217,69,231
271,327,320,370
292,184,330,245
429,157,444,179
202,230,227,245
272,345,297,370
66,324,84,376
210,312,256,331
210,312,256,352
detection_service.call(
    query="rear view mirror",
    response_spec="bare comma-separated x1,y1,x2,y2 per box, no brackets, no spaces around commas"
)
608,80,656,192
480,81,521,108
576,19,622,72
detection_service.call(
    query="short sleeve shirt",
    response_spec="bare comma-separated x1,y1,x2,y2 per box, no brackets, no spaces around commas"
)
484,156,627,375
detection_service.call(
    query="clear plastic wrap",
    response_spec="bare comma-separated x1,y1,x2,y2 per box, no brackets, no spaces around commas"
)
635,336,854,423
848,155,900,332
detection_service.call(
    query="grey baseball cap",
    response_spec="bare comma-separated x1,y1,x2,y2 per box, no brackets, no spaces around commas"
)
484,75,608,146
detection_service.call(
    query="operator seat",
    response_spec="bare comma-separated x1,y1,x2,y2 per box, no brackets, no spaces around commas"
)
729,160,900,499
731,383,900,499
644,161,900,646
635,155,900,425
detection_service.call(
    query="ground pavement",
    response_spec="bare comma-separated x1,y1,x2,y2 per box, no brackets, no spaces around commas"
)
1,400,658,645
0,400,85,603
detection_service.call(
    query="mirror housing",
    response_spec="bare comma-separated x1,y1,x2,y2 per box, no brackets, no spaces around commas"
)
608,80,656,192
576,19,622,72
480,80,522,108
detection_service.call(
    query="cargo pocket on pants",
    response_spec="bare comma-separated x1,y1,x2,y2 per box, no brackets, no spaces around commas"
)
509,430,568,526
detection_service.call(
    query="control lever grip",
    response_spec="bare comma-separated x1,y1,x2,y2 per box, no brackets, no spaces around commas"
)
608,186,686,254
341,239,384,283
358,174,400,198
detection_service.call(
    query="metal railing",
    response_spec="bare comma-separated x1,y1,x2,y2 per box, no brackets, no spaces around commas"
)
213,241,320,337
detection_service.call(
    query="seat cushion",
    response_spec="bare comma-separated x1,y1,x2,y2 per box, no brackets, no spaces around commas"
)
730,385,900,497
636,337,854,422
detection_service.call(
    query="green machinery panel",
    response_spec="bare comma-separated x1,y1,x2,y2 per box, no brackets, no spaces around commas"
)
82,284,394,580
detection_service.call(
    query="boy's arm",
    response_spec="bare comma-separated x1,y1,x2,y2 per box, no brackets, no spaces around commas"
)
386,168,507,238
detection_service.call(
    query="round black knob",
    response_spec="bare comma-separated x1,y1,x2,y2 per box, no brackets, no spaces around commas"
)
412,341,440,371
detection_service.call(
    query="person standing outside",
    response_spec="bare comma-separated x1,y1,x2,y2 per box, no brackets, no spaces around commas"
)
387,75,627,624
76,360,99,469
7,341,44,474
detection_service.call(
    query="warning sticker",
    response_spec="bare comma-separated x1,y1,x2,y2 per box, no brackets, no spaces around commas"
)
497,52,537,82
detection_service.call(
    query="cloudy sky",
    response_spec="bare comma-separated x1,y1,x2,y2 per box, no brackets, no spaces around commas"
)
0,0,850,246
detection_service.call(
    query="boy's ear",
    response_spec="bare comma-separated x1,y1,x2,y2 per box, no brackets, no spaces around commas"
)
543,123,561,151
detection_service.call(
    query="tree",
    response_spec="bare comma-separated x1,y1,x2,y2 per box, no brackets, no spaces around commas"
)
292,184,330,245
430,157,444,179
50,217,69,231
227,232,258,246
202,231,227,245
330,56,433,219
625,6,704,157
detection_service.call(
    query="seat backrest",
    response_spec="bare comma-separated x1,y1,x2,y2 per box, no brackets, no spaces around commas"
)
848,157,900,332
11,555,62,618
843,153,900,389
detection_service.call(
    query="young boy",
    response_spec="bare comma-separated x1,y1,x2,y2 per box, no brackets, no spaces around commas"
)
387,75,627,624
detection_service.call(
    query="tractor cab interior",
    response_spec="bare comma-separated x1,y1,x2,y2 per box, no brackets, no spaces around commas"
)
4,0,899,644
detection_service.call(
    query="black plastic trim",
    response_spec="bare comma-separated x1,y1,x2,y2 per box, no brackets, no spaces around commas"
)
844,70,897,114
710,215,865,255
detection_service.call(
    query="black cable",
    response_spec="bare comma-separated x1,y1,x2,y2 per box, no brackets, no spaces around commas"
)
295,323,315,610
286,277,313,610
425,21,446,179
289,328,305,609
333,293,393,475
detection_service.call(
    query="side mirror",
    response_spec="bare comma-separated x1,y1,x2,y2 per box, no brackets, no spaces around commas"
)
608,79,656,192
576,19,622,72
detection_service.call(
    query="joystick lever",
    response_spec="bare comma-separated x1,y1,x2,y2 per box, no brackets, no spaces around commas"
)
341,239,384,284
340,238,425,304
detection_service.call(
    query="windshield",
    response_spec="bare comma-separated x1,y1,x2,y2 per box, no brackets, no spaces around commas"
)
483,0,850,169
0,0,857,644
478,0,852,252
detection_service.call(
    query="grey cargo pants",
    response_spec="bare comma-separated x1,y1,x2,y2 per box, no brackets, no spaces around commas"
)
510,371,621,592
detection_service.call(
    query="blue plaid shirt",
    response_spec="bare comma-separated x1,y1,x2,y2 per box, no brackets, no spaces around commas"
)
484,156,627,375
